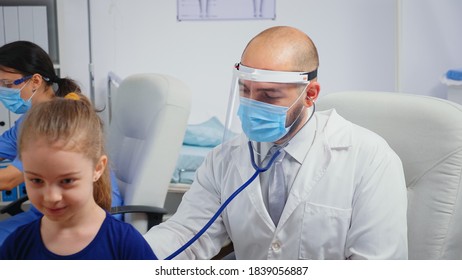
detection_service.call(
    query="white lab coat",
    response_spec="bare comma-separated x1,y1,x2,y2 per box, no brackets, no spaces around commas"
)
145,109,408,259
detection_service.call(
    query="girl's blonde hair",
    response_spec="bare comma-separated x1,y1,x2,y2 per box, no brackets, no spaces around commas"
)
18,94,112,210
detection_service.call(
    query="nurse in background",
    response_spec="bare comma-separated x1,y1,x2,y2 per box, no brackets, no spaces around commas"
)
0,41,122,245
144,26,408,259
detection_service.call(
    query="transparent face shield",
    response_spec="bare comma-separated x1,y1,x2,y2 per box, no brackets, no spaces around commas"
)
223,63,318,146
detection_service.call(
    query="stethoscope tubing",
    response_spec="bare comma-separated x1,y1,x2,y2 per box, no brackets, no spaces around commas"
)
164,141,281,260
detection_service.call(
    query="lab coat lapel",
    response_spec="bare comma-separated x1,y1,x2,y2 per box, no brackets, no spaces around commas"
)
277,136,332,228
231,137,276,230
277,110,352,228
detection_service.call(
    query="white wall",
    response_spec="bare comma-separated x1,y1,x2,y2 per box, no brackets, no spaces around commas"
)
56,0,90,94
399,0,462,98
56,0,462,125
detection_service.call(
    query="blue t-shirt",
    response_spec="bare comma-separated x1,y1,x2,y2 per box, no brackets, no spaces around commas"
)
0,212,157,260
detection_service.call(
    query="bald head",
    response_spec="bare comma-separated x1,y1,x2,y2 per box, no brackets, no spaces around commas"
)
241,26,319,73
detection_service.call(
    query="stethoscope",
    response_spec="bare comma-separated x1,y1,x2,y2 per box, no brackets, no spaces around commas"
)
164,141,281,260
164,100,316,260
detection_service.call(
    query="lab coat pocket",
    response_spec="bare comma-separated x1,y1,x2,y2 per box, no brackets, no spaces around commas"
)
299,202,352,260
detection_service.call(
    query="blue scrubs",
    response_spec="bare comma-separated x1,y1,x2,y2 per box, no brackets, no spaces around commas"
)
0,115,21,160
0,115,123,246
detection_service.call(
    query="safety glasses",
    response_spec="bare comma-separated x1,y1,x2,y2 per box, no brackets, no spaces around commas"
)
0,75,32,88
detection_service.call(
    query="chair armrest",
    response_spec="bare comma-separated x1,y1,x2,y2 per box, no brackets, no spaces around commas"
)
0,195,29,216
110,205,168,230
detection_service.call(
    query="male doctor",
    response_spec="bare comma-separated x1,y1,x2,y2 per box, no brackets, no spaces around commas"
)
144,26,408,259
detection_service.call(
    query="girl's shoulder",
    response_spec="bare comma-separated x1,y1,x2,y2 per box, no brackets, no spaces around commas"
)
101,212,157,259
0,218,42,259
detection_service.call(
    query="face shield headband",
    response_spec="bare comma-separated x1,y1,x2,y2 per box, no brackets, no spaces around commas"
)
223,63,318,144
233,63,317,83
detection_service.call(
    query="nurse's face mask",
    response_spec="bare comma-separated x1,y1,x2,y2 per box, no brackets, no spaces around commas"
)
223,63,317,143
0,75,34,114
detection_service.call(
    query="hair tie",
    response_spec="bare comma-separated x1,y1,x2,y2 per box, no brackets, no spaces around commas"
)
43,76,60,84
64,92,81,101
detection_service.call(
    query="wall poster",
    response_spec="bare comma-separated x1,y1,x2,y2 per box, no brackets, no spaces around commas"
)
177,0,276,21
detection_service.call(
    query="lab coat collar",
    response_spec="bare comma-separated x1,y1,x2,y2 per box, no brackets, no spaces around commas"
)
319,108,353,149
283,114,317,164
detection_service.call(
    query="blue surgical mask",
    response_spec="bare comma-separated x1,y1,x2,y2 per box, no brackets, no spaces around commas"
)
237,91,305,142
0,82,35,114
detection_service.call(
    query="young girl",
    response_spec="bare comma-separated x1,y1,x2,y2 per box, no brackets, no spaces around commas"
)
0,96,156,259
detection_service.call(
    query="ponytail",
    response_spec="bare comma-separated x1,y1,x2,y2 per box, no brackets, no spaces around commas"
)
94,165,112,211
54,77,81,97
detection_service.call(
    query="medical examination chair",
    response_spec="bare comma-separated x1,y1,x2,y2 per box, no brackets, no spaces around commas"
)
317,91,462,259
108,73,191,234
